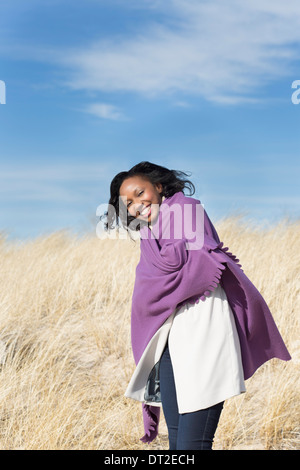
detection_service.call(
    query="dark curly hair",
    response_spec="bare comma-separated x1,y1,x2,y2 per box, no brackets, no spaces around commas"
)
100,161,195,234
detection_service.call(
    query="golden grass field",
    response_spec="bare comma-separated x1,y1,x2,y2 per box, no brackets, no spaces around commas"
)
0,215,299,450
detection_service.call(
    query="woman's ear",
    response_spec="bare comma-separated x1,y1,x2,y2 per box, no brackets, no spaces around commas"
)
156,183,163,194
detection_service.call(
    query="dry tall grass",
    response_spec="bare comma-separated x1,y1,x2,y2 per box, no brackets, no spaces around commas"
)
0,216,299,450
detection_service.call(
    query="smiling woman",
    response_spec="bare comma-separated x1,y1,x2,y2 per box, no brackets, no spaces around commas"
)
103,160,291,451
103,161,195,235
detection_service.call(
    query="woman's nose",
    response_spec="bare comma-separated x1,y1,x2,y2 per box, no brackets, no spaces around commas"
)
131,203,142,217
135,205,143,217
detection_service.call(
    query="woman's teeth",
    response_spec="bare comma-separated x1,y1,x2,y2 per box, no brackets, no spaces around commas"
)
141,205,151,216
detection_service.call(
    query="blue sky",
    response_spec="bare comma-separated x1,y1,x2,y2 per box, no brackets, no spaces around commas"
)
0,0,300,240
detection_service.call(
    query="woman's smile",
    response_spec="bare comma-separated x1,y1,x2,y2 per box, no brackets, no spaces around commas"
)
139,205,152,218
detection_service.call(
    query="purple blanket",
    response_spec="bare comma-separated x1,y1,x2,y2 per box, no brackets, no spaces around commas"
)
130,191,291,443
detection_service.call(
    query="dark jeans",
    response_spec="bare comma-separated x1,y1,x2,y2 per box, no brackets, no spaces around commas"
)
160,343,224,450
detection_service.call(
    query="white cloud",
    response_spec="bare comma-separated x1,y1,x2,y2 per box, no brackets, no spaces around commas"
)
1,0,300,105
172,101,192,108
58,0,300,104
84,102,127,121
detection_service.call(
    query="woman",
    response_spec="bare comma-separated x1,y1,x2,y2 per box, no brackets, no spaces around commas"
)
103,161,291,450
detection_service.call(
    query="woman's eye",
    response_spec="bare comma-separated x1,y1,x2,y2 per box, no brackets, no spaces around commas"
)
127,191,143,208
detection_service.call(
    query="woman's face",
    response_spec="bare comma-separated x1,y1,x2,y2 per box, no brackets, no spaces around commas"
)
119,175,163,224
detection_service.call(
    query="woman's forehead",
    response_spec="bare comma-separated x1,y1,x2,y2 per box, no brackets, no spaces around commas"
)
119,175,150,196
